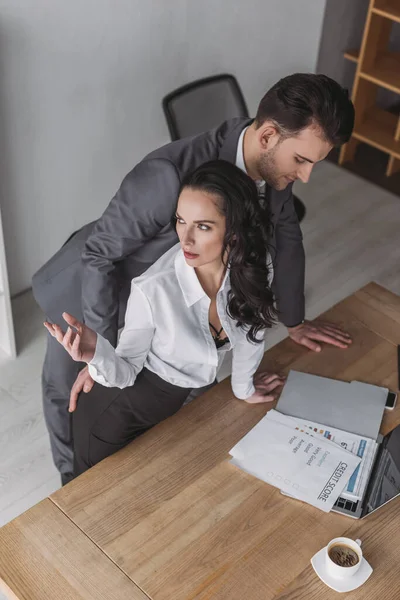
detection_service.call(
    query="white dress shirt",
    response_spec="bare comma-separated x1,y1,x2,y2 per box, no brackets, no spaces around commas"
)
89,244,269,400
89,126,271,400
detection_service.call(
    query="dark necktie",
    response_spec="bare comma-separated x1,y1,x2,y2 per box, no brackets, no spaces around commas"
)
257,183,267,209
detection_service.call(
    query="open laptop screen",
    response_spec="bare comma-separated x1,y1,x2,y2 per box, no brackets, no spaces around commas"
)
365,424,400,516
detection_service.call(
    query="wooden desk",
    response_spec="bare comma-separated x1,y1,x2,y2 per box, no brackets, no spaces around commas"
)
1,283,400,599
0,499,149,600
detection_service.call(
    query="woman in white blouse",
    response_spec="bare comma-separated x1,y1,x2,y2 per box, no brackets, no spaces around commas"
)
45,160,285,476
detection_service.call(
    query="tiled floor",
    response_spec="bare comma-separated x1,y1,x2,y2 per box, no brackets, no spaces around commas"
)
1,160,400,527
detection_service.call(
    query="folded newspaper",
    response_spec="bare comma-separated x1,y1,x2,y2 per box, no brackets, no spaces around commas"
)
268,410,378,503
229,409,362,512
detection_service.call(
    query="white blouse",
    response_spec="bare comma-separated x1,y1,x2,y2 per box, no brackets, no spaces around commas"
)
89,243,270,400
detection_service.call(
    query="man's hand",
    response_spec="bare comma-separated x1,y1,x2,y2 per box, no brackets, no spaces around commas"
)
287,319,352,352
69,365,94,412
244,372,286,404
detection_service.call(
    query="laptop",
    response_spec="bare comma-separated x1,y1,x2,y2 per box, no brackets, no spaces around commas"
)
332,423,400,519
276,371,395,519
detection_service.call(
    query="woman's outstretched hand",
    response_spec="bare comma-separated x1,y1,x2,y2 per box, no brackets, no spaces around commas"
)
244,372,286,404
44,312,97,364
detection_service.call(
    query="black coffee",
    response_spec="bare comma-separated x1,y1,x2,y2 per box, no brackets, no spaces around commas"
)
328,543,360,567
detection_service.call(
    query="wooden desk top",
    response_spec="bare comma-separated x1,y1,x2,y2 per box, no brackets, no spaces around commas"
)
49,283,400,599
0,498,149,600
2,283,400,599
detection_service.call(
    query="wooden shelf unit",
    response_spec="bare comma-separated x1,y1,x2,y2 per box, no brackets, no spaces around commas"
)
344,48,360,63
373,0,400,24
353,107,400,153
361,51,400,94
340,0,400,176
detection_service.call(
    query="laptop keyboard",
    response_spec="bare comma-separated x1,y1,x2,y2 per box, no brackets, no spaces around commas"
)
335,497,359,513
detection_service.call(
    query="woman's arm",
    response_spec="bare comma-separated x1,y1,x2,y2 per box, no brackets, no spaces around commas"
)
44,281,155,389
231,332,285,403
231,332,266,400
88,282,155,388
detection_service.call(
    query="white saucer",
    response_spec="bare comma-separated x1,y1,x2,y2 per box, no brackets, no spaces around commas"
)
311,546,373,593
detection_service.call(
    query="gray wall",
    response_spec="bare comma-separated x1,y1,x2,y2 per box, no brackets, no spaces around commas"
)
0,0,327,295
316,0,367,94
317,0,400,105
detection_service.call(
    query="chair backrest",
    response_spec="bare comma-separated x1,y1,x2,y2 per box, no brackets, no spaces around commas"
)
162,74,249,141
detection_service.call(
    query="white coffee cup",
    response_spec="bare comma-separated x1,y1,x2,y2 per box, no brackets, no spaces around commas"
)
325,537,363,579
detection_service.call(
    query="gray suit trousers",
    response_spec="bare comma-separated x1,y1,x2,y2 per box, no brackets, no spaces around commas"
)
42,332,83,476
32,225,92,476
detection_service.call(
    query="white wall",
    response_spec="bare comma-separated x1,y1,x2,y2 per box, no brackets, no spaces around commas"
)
0,0,327,295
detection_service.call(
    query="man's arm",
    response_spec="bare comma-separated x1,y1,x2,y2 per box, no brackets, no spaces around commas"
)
273,188,305,327
273,188,352,351
81,158,180,345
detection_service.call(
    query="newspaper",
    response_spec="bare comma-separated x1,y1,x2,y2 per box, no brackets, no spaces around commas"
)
266,410,378,502
229,410,361,512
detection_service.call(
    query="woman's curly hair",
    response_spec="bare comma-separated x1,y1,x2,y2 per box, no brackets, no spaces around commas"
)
179,160,277,343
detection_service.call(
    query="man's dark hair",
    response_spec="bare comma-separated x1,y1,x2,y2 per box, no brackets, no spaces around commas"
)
254,73,354,146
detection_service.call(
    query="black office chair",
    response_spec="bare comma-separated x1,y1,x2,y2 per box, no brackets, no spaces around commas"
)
162,74,306,222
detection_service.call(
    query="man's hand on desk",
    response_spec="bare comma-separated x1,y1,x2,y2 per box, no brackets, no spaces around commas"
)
245,372,286,404
287,320,352,352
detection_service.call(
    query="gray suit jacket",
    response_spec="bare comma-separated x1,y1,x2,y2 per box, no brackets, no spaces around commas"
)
33,118,305,345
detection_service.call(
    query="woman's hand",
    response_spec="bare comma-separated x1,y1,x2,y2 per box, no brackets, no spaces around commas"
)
244,372,286,404
44,312,97,364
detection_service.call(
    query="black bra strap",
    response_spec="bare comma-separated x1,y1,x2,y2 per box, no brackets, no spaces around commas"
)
209,322,224,338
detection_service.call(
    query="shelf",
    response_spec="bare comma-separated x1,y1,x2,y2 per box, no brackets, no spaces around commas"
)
352,108,400,158
341,0,400,177
396,116,400,142
373,1,400,24
344,48,360,63
360,51,400,94
386,155,400,176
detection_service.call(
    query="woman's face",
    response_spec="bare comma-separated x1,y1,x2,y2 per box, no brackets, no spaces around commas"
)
175,187,226,269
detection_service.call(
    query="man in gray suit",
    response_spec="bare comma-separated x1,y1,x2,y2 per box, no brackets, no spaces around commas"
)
33,73,355,485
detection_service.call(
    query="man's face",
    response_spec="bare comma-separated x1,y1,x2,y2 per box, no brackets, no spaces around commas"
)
256,125,333,190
